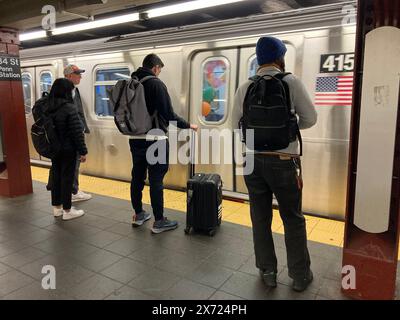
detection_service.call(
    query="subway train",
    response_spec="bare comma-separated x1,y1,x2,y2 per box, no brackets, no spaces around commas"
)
20,1,357,221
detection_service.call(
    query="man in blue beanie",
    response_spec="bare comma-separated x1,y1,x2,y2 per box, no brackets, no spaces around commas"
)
232,36,317,292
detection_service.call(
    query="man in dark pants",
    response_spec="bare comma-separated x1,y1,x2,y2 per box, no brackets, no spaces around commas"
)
64,64,92,202
130,54,198,234
233,37,317,292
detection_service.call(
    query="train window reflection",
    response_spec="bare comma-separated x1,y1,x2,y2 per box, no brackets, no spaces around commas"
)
201,58,229,123
248,55,258,78
95,85,117,117
95,67,130,117
96,68,130,81
40,72,53,95
22,73,32,115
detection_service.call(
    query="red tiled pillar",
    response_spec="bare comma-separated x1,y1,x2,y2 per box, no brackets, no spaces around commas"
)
0,27,32,197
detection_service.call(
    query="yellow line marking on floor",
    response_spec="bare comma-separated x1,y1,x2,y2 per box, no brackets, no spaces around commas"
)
31,165,349,249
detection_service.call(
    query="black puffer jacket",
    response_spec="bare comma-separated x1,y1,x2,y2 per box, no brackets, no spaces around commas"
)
131,67,190,133
48,98,88,156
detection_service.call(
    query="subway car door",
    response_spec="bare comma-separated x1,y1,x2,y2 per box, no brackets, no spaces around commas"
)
35,66,56,162
21,67,39,160
190,50,238,191
22,65,56,162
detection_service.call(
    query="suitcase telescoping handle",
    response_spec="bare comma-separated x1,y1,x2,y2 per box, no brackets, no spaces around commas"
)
190,129,196,178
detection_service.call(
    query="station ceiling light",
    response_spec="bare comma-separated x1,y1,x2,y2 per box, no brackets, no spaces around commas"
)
52,12,140,35
19,30,47,41
146,0,246,18
19,0,246,41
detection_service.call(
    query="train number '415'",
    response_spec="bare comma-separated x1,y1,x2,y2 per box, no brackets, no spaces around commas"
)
320,53,354,73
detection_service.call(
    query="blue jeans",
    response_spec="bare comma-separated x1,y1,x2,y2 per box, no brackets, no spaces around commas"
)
129,139,169,221
244,154,311,280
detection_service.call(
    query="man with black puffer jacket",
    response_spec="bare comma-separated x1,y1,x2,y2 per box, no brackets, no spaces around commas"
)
130,54,198,234
47,78,88,221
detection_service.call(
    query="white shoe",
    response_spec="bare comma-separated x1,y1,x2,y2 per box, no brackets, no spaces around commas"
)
62,207,85,221
53,207,63,218
71,190,92,202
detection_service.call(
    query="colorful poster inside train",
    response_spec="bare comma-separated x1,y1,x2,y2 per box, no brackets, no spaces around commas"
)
202,59,227,122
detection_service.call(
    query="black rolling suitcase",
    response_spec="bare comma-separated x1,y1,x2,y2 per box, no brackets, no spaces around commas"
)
185,133,222,236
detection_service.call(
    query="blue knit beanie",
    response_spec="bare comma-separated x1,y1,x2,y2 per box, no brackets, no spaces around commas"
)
256,36,287,65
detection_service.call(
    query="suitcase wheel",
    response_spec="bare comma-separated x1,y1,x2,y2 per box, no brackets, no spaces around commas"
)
208,229,216,237
184,227,192,235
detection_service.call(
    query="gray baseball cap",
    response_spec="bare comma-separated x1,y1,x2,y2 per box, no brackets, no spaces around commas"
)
64,64,85,75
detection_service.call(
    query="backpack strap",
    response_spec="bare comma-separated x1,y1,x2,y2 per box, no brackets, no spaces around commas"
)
140,75,156,83
274,72,303,157
248,75,261,82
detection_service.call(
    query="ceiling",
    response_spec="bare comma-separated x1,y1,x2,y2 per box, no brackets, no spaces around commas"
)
0,0,167,29
0,0,351,49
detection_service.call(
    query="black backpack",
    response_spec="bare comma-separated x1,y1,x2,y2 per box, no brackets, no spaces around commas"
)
239,72,302,153
31,93,61,159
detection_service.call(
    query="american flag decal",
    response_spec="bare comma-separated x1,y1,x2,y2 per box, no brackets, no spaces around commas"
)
314,75,353,106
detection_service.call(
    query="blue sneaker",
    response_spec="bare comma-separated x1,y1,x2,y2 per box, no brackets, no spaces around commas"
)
151,217,178,234
132,211,151,227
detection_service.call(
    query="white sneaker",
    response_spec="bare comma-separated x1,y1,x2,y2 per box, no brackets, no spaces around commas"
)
53,207,63,218
62,207,85,221
71,190,92,202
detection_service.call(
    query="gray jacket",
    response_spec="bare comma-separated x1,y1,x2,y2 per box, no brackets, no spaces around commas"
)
233,66,317,156
73,87,90,134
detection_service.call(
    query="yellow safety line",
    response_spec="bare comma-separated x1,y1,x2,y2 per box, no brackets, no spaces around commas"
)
30,166,347,248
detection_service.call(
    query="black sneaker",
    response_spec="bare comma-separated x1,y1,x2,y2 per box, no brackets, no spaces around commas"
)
151,217,178,234
259,270,277,288
292,270,313,292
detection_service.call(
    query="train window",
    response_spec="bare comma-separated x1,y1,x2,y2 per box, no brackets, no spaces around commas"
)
248,55,259,78
94,67,130,117
40,71,53,95
201,58,229,123
96,68,130,81
22,73,32,115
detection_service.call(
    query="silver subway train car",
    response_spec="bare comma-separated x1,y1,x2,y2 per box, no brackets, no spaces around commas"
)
20,2,356,220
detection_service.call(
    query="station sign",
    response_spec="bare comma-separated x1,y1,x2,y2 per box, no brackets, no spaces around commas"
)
0,54,21,81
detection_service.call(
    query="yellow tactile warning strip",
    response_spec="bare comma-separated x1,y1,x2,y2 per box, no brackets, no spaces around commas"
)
31,166,345,247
